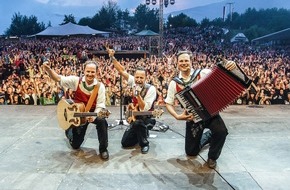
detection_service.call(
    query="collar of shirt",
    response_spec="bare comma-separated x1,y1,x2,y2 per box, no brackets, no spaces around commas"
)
81,77,98,87
178,68,194,82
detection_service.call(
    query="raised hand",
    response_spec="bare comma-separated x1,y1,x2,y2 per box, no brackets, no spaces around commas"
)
105,43,115,57
42,61,50,73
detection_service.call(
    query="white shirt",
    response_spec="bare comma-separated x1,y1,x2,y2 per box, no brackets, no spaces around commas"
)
165,68,211,105
60,75,106,113
128,74,157,111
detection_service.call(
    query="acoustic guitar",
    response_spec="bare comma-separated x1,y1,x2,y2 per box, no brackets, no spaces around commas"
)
125,103,164,123
57,99,111,130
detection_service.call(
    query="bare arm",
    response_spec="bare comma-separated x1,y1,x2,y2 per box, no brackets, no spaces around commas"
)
42,62,61,82
165,81,193,121
166,103,179,119
166,103,193,121
106,48,129,81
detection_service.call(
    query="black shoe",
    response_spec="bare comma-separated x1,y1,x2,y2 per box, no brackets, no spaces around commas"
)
100,151,109,160
207,158,217,169
141,146,149,154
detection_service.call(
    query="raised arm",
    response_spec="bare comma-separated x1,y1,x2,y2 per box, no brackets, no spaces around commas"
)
42,61,61,82
106,47,129,81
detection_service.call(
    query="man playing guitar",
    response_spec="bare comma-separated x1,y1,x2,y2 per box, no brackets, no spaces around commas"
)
42,60,110,160
107,47,157,154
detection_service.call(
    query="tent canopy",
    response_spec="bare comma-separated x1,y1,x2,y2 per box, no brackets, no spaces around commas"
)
32,22,110,36
135,29,159,36
230,33,249,43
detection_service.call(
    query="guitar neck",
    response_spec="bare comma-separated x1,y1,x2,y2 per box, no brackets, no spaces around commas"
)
74,112,98,117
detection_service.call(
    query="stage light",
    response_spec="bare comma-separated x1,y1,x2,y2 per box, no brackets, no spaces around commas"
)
164,0,169,7
170,0,175,5
146,0,150,5
152,0,157,5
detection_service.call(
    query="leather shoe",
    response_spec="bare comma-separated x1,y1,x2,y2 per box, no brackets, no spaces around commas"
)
100,151,109,160
207,158,216,169
141,146,149,154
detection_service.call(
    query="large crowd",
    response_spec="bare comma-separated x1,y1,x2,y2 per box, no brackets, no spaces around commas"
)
0,26,290,106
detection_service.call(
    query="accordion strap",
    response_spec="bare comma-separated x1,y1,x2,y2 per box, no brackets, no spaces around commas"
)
173,69,201,87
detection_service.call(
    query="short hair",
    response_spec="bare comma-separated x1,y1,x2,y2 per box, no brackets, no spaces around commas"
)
176,50,193,60
84,60,98,69
135,66,147,75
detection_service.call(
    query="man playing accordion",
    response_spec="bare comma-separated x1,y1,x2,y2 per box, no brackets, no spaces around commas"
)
165,50,237,169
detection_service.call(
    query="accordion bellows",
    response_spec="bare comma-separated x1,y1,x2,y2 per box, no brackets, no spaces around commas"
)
175,64,252,123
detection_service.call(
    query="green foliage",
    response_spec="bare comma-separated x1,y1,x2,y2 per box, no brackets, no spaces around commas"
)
5,1,290,39
61,14,76,25
78,17,92,26
134,4,159,31
243,25,268,40
5,12,45,36
90,0,119,31
200,18,210,28
222,7,290,40
210,18,226,28
167,13,197,28
237,8,290,32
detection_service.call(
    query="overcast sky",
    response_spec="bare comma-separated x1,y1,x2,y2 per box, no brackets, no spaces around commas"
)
0,0,225,35
28,0,224,13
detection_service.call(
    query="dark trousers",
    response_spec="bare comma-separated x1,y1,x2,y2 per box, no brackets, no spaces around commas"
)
65,118,108,153
185,115,228,160
121,117,155,148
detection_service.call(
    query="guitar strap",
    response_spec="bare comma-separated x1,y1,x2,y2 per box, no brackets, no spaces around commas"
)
85,82,100,112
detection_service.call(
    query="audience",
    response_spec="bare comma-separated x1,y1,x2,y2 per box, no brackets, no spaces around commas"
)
0,26,289,106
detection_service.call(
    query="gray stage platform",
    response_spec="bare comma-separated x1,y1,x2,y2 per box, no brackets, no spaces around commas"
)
0,105,289,190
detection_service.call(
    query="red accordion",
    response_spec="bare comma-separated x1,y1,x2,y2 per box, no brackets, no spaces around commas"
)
175,63,252,123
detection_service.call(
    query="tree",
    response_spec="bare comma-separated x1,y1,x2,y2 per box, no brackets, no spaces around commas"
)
134,4,159,31
90,0,119,30
167,13,197,28
227,8,290,33
5,12,45,36
78,17,92,26
210,18,226,28
244,25,268,40
115,9,134,31
61,14,76,25
47,21,52,27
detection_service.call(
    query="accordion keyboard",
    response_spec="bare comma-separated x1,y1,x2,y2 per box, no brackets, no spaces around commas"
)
175,90,202,123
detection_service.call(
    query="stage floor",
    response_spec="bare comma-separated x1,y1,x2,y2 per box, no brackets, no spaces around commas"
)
0,105,289,190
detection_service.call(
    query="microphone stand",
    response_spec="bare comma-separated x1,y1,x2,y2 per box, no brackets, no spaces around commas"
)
109,75,128,129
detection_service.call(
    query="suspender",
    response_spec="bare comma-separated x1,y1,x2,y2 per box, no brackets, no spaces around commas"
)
139,84,151,98
173,69,201,87
134,84,155,111
85,83,100,112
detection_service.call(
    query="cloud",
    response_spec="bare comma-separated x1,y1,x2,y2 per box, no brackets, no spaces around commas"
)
35,0,50,3
34,0,105,6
